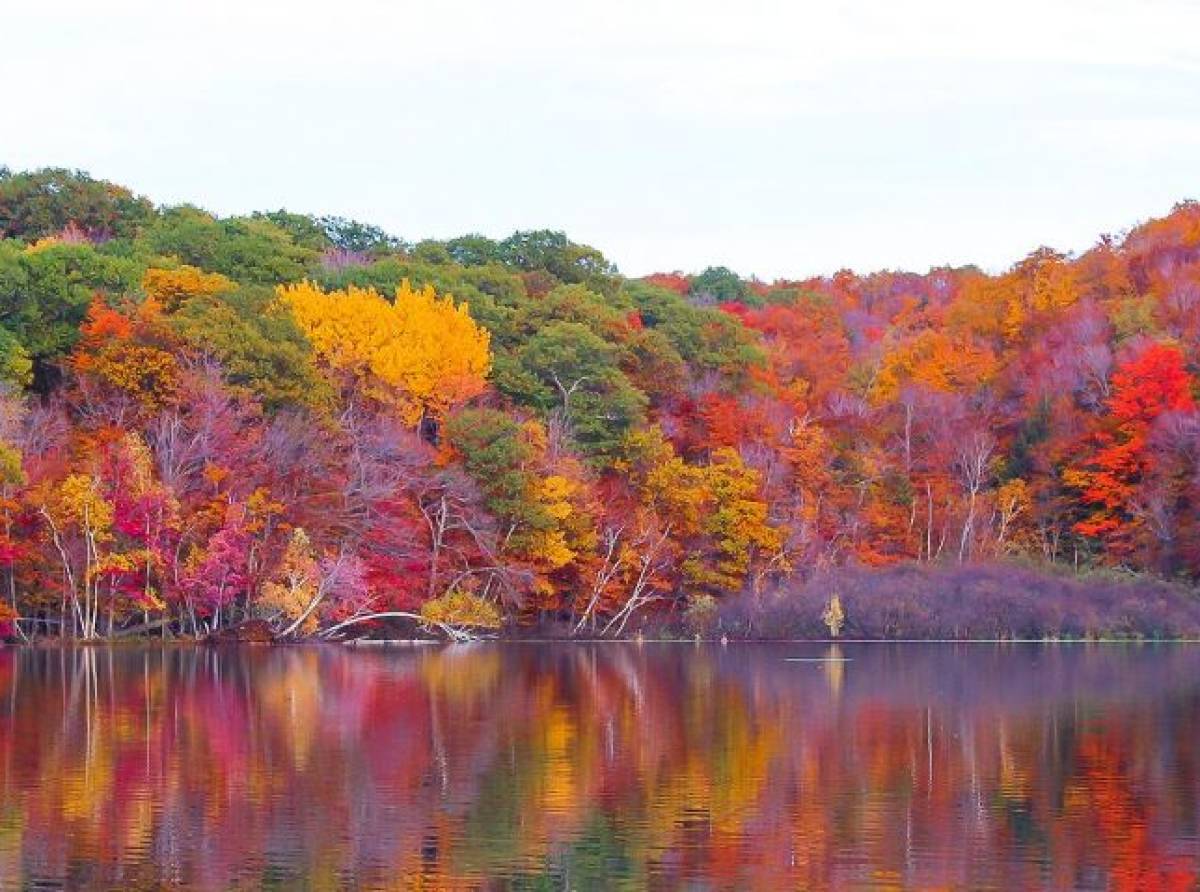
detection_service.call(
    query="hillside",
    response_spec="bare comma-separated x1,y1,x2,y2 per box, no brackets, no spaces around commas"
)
0,166,1197,639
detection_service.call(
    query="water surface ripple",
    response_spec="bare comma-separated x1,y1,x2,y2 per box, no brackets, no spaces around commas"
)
0,642,1196,890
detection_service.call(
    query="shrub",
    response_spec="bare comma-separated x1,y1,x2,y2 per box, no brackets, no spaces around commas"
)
721,562,1200,640
420,591,503,630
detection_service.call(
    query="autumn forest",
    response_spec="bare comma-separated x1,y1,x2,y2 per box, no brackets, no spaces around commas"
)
0,167,1198,641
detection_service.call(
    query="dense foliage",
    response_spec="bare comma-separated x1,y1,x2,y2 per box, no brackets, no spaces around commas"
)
0,166,1197,639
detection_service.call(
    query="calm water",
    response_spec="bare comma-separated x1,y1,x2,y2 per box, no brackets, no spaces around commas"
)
0,643,1196,890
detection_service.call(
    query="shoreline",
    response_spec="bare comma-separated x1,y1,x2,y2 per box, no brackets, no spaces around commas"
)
8,636,1200,648
9,561,1199,646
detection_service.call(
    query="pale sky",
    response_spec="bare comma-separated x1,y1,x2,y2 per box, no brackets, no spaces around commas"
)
4,0,1199,279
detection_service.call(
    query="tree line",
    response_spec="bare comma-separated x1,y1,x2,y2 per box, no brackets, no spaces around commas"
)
0,166,1197,639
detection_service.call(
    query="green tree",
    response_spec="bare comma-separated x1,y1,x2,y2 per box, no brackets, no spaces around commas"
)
411,240,453,264
0,241,141,373
690,265,748,303
141,206,316,285
445,409,538,523
625,281,763,380
497,230,618,292
502,284,630,346
317,215,404,254
445,234,500,266
251,211,332,251
170,285,330,410
0,167,154,241
494,321,646,458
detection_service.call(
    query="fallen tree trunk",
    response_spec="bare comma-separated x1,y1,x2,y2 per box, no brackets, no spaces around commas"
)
317,611,485,642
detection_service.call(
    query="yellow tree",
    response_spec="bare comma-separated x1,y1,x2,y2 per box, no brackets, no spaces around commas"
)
690,448,784,594
40,474,114,638
871,330,997,404
142,265,234,310
993,478,1035,555
947,271,1017,341
948,252,1079,343
1028,252,1079,315
259,527,320,635
279,280,491,425
591,429,783,634
517,420,599,594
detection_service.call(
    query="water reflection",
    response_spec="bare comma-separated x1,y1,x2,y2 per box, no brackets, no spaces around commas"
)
0,643,1196,889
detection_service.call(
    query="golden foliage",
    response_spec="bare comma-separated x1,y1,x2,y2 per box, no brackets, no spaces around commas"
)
51,474,114,541
871,330,997,403
121,432,156,497
948,253,1080,343
692,448,785,590
420,590,502,629
88,344,180,411
279,279,491,425
142,265,233,310
258,528,320,633
0,441,24,488
994,478,1035,554
524,475,581,569
621,428,783,593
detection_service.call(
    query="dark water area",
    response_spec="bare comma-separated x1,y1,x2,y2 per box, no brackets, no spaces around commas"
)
0,643,1197,890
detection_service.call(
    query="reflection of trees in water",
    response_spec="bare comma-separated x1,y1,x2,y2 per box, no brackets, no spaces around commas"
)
0,644,1194,889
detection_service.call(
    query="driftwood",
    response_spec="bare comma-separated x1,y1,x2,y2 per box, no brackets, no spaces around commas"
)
318,611,487,643
14,612,487,645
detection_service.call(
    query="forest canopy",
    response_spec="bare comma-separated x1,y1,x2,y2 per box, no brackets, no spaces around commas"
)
0,166,1198,640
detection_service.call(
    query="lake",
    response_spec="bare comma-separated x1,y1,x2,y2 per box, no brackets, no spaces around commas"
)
0,643,1196,890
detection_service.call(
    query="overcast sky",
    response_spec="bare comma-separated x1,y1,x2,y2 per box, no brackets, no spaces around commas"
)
5,1,1199,279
